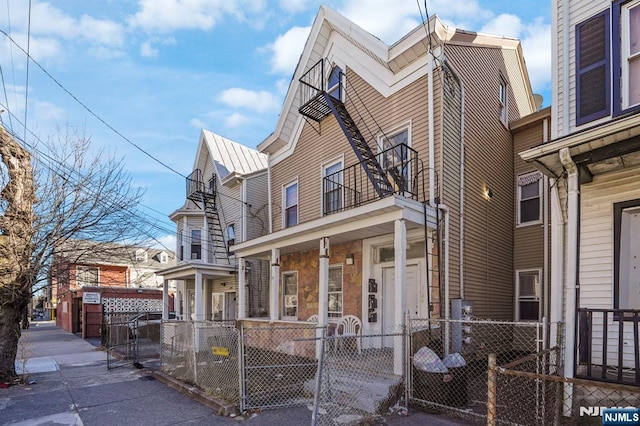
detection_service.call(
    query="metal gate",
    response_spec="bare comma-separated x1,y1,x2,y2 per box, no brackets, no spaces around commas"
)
106,311,162,370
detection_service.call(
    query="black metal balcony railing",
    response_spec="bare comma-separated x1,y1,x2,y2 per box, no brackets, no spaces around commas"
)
322,143,425,215
186,169,216,201
577,308,640,386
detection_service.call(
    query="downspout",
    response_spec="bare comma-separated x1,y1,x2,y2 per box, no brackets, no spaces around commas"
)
267,153,273,234
242,178,247,243
542,118,550,347
428,49,451,354
559,147,578,416
459,81,466,299
561,0,570,136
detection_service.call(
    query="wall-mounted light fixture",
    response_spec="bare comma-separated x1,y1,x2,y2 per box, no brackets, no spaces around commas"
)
345,254,354,265
484,187,494,201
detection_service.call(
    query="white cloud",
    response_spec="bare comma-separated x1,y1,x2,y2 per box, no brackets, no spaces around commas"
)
189,118,207,129
224,112,249,128
266,26,310,75
480,13,522,38
338,0,420,44
155,234,176,251
279,0,309,14
128,0,242,33
32,100,67,122
218,88,280,113
141,41,158,58
78,16,125,47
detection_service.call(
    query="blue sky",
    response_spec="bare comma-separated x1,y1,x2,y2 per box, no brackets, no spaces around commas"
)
0,0,551,250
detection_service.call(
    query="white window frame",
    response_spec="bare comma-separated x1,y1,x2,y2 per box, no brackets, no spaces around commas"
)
377,122,412,193
211,292,224,321
135,248,147,262
227,223,236,246
622,0,640,109
499,76,508,125
160,251,168,264
281,271,298,319
327,64,345,101
77,266,99,287
328,265,343,319
517,171,543,226
515,269,541,321
283,180,298,228
321,156,344,215
191,229,202,260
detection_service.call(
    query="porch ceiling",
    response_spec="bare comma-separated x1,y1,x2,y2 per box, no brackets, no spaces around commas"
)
520,114,640,179
233,195,436,258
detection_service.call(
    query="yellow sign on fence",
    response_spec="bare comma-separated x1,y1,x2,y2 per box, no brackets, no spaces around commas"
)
211,346,229,357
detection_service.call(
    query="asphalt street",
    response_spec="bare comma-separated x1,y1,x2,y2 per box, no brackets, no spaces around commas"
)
0,321,468,425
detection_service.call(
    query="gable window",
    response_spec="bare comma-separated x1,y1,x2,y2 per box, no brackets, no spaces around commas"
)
515,269,541,321
614,199,640,311
576,10,611,125
191,229,202,260
327,65,344,101
517,172,542,225
227,223,236,246
328,265,343,318
160,252,168,264
323,159,343,214
77,266,99,287
135,248,147,262
379,126,411,193
282,272,298,318
284,182,298,228
499,77,508,124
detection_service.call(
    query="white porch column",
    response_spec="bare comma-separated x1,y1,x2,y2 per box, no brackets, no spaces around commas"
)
394,219,407,375
317,237,330,358
238,257,247,319
175,284,182,320
162,279,169,320
194,271,205,321
270,248,280,321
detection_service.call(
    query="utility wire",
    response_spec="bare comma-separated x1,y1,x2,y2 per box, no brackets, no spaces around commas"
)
23,0,32,144
0,29,187,179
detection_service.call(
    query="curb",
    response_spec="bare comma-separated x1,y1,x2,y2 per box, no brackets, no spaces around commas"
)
152,370,238,416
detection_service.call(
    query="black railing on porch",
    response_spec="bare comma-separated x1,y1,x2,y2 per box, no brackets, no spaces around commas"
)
322,143,425,215
186,169,216,201
577,308,640,386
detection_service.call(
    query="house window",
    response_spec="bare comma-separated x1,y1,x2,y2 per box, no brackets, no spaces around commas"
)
227,224,236,246
516,269,541,321
614,199,640,311
379,127,410,193
323,159,343,214
76,266,99,287
622,0,640,108
177,231,183,261
517,172,542,225
135,248,147,262
284,182,298,228
212,293,224,321
282,272,297,318
499,76,508,124
160,252,168,264
328,265,343,318
191,229,202,260
576,10,610,125
327,65,343,101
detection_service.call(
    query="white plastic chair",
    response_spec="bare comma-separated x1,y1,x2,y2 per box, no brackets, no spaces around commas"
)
307,314,318,322
336,315,362,354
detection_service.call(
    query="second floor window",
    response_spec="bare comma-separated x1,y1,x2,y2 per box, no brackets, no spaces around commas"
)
517,172,542,225
323,160,343,214
191,229,202,260
284,182,298,228
77,266,99,287
499,77,508,124
227,223,235,246
327,65,343,101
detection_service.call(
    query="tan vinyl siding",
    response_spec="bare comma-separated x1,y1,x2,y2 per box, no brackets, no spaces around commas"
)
219,183,242,244
245,173,269,241
270,68,433,232
445,43,524,319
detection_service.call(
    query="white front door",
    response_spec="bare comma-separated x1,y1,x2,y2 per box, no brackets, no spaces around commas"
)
226,292,237,320
381,263,420,347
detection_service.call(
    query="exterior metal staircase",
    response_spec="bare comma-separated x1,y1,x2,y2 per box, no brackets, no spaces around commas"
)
186,170,230,264
298,59,401,198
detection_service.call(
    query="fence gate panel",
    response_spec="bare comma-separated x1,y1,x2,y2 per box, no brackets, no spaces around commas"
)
106,312,137,370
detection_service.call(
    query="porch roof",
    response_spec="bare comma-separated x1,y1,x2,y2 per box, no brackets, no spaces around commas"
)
232,195,436,258
520,114,640,179
157,261,237,282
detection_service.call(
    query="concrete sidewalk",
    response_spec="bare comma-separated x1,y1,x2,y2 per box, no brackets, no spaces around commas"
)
1,321,469,425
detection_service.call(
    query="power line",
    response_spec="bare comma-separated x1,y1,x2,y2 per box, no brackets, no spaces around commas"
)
23,0,32,143
0,29,187,179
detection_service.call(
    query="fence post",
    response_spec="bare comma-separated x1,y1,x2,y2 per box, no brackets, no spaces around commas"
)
487,353,497,426
311,327,326,426
238,322,246,413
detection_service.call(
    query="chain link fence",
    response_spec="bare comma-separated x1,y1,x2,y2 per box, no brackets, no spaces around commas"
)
408,317,553,424
161,320,239,404
240,322,319,411
312,330,407,426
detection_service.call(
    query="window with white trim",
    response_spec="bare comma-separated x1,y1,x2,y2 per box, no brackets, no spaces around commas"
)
77,266,99,287
379,126,410,193
623,0,640,108
191,229,202,260
515,269,540,321
614,200,640,311
499,76,508,124
327,65,344,101
227,223,236,246
328,265,343,318
282,272,298,318
323,159,343,214
283,182,298,228
135,248,147,262
517,172,542,225
160,251,168,264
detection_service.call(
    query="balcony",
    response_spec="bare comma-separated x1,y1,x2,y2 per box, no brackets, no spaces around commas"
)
577,308,640,386
186,169,215,203
322,143,425,215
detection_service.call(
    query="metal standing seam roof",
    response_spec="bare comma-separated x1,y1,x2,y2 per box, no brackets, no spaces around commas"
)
201,129,267,179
